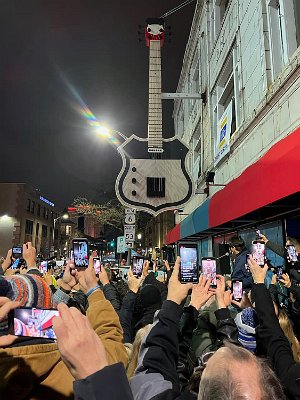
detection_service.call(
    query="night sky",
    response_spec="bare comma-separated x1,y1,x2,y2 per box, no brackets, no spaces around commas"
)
0,1,195,208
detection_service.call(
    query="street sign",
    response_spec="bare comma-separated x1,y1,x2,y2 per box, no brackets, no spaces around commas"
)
125,208,136,214
117,236,127,253
126,242,134,248
125,213,136,224
124,224,135,241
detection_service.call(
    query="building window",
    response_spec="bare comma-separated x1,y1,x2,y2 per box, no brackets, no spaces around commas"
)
25,220,33,235
31,201,35,214
211,45,240,143
37,204,41,217
267,0,299,79
210,0,230,47
42,225,48,238
65,225,72,236
26,199,31,212
35,222,40,237
45,209,49,220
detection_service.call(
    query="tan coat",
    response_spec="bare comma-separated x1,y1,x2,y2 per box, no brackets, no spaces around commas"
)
0,290,128,400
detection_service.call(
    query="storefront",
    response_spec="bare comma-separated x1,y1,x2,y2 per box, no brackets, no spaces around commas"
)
166,126,300,265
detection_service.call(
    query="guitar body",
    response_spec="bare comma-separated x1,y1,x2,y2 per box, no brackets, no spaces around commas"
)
115,134,194,216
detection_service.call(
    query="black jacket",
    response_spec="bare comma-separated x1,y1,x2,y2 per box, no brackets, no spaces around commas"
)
130,300,239,400
253,283,300,400
119,290,138,343
73,363,133,400
231,249,253,290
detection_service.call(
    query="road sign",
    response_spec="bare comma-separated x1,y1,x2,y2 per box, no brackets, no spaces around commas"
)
125,213,136,224
125,208,136,214
126,242,134,248
117,236,127,253
124,225,135,241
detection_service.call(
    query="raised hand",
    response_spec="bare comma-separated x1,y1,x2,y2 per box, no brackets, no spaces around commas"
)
167,257,193,305
53,303,108,380
189,275,215,310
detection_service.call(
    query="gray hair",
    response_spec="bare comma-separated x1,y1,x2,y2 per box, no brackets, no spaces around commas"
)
198,342,286,400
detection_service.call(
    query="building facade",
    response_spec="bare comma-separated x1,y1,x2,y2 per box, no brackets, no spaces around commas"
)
0,183,61,258
166,0,300,262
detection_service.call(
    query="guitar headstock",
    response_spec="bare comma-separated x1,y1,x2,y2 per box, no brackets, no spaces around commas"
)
145,18,165,47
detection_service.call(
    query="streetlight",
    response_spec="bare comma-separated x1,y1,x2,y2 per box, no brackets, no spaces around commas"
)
52,211,69,249
95,125,128,141
137,233,142,240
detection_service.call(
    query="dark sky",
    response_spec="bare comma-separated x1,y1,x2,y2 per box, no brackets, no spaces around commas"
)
0,1,195,208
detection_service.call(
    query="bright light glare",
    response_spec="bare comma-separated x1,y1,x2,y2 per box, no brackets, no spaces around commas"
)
1,214,10,220
96,126,110,137
62,214,69,219
137,233,142,240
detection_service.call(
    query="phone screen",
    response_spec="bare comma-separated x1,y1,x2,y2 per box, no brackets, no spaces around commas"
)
132,257,143,277
287,245,298,262
179,246,199,283
12,246,22,259
252,241,265,266
11,258,20,270
73,239,89,268
277,267,283,280
232,281,243,300
40,261,48,274
201,258,217,286
13,308,59,339
93,257,101,274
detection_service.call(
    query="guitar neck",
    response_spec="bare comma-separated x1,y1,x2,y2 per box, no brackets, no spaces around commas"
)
148,40,163,152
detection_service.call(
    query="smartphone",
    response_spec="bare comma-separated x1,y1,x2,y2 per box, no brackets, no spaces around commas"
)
72,238,89,268
276,267,283,280
179,245,199,284
132,257,144,277
286,245,298,263
252,240,266,267
201,257,217,287
11,258,21,270
40,261,48,274
11,307,59,339
232,280,243,301
93,257,101,275
12,246,23,259
255,230,262,240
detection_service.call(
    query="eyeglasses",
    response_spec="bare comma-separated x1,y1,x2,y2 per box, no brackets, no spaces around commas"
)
194,351,215,372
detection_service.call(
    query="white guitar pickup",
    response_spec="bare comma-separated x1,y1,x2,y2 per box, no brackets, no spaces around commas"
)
148,148,164,153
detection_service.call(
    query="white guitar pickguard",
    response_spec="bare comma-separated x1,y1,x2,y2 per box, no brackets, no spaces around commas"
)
121,158,190,207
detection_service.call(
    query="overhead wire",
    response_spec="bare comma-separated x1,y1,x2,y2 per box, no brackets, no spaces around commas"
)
160,0,196,19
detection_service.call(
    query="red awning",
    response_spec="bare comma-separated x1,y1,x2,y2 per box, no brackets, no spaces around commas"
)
209,127,300,228
165,223,180,245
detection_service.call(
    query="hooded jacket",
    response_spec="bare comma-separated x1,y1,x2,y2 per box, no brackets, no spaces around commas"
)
0,289,128,400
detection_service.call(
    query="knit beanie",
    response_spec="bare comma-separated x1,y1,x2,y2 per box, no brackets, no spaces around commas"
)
139,284,162,308
234,307,258,353
5,274,55,308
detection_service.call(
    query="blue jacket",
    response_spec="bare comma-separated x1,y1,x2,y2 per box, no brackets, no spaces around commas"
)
231,249,253,290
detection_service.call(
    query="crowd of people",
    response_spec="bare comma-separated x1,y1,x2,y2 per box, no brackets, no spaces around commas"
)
0,234,300,399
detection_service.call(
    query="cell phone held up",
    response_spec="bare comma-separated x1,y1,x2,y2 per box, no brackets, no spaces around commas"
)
72,238,89,268
201,257,217,288
251,240,266,267
12,246,23,259
93,257,101,275
179,245,199,284
286,245,298,263
131,257,144,277
232,280,243,301
9,307,59,340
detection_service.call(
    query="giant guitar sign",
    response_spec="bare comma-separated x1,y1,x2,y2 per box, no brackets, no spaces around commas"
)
115,18,194,216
